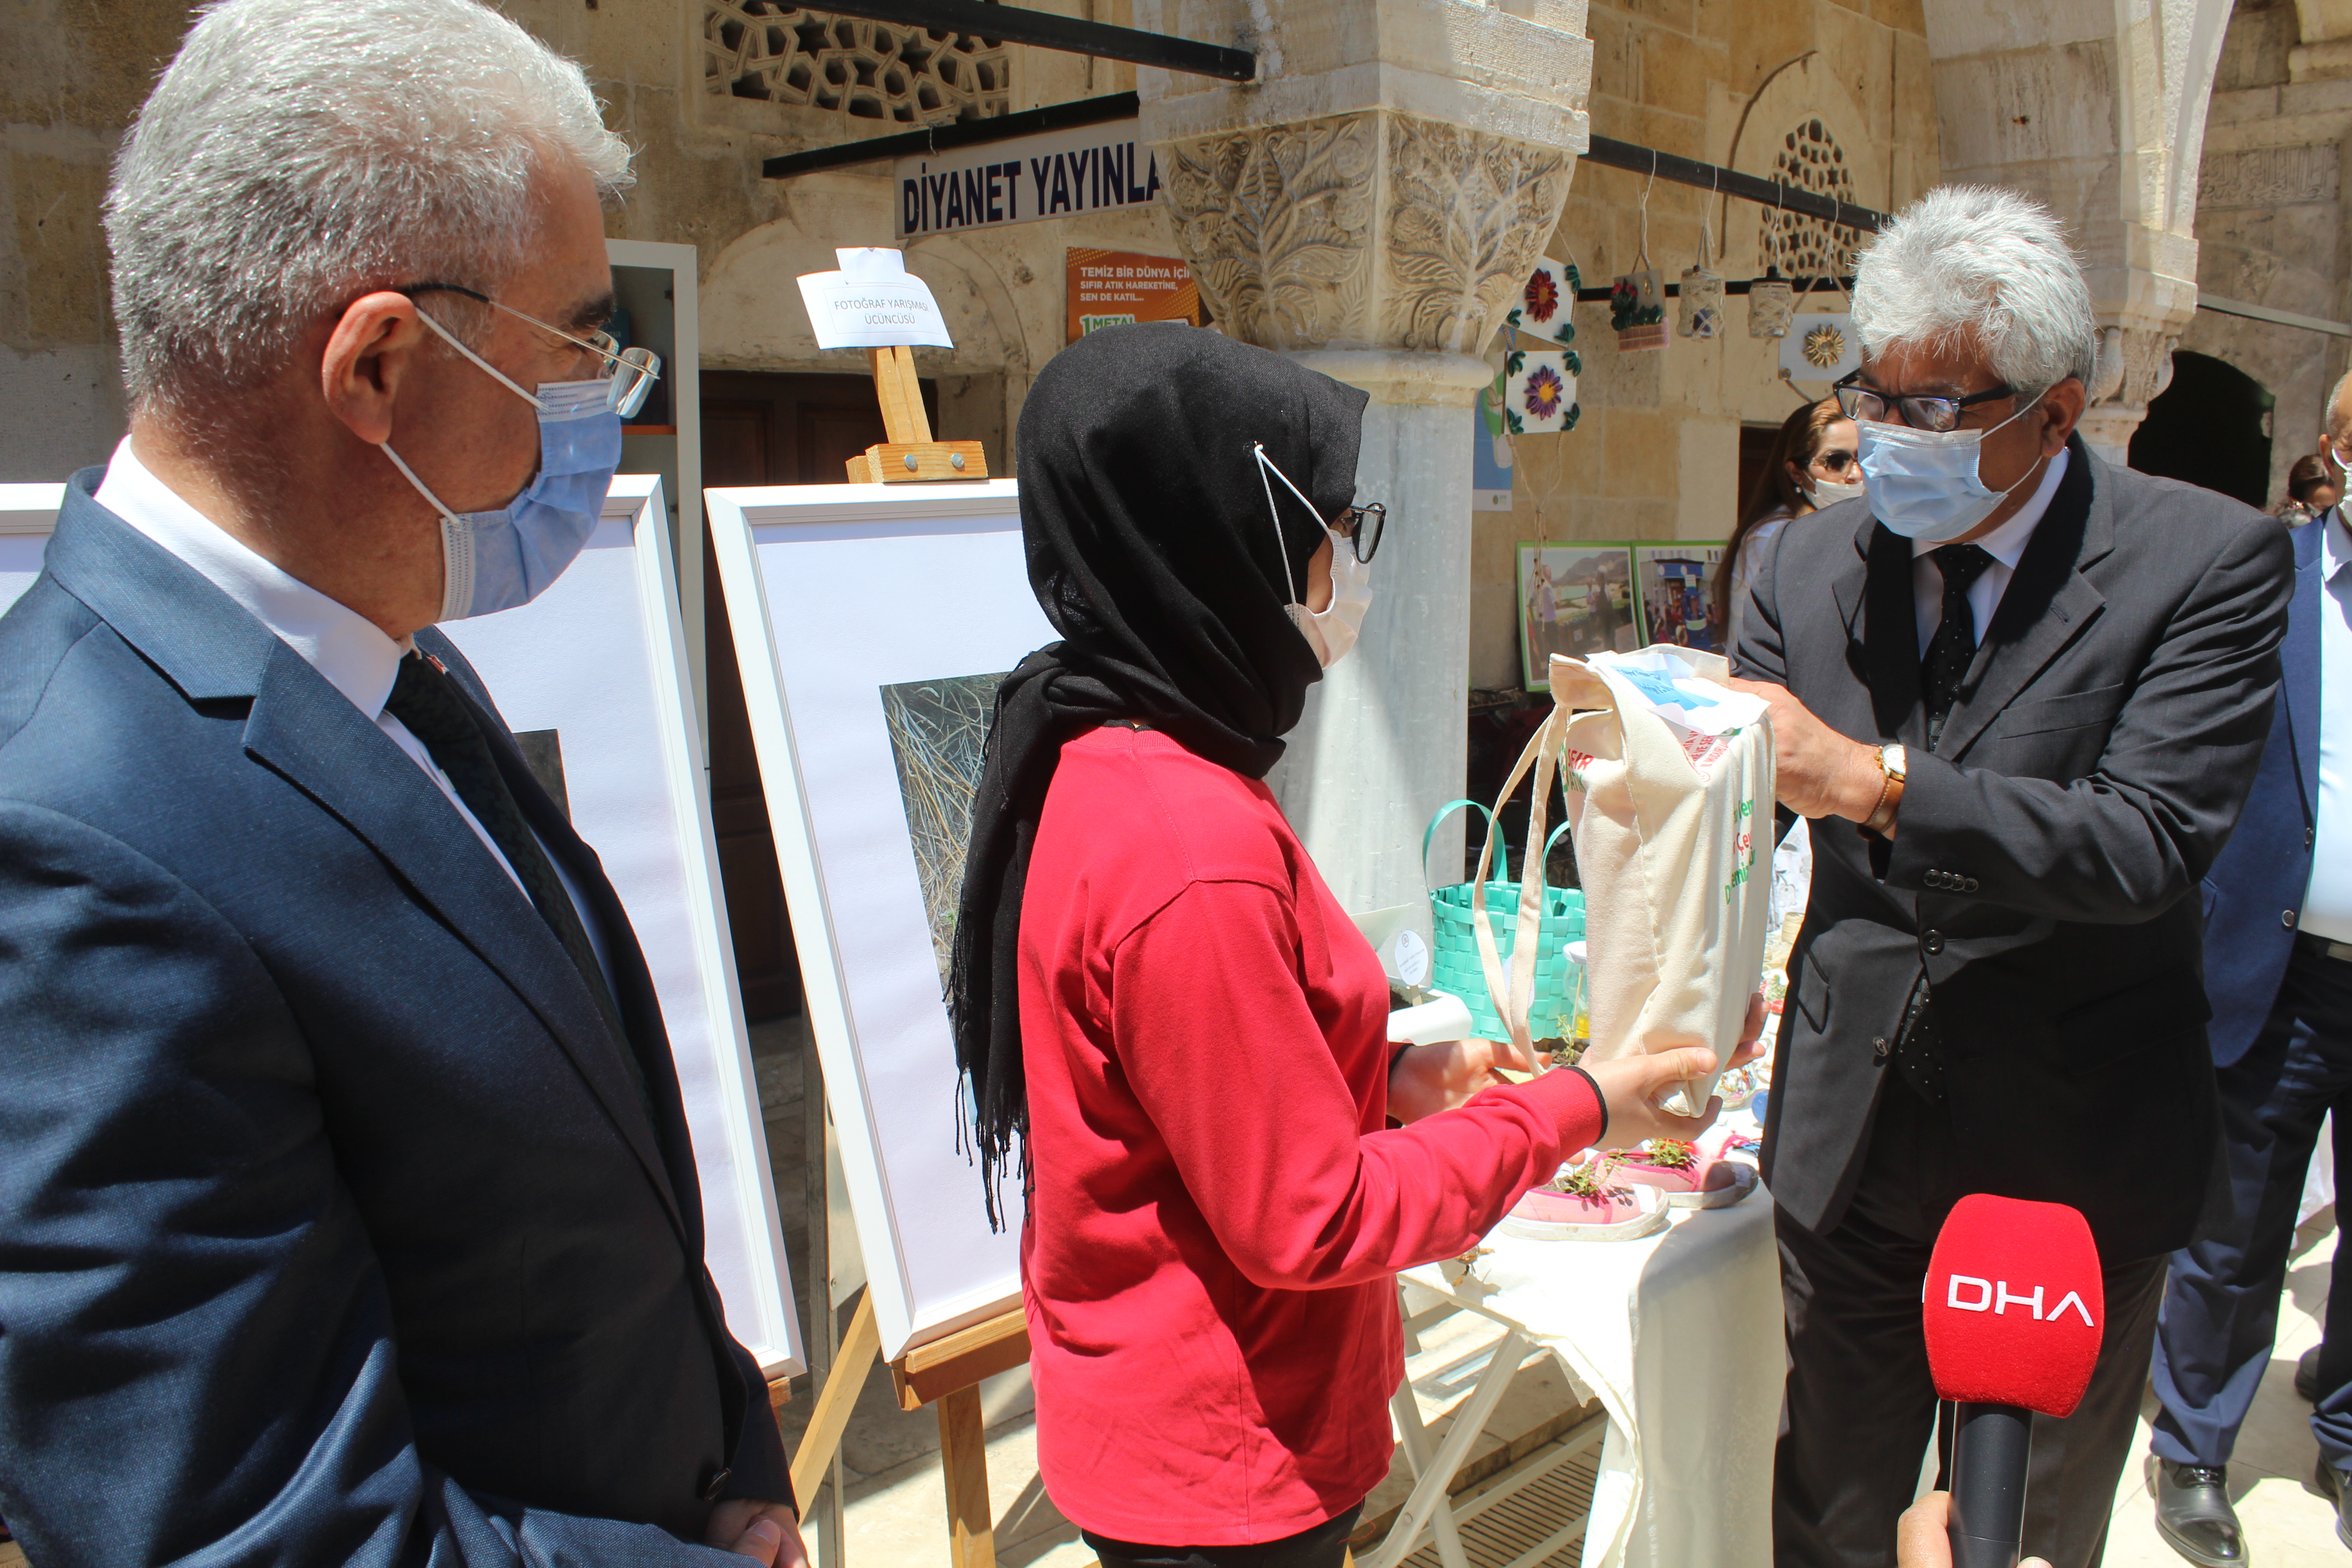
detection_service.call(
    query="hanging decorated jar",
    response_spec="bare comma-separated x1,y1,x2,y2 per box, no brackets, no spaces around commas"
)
1678,218,1725,339
1748,276,1795,339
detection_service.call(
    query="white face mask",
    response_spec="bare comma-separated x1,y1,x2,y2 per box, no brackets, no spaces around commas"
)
1854,391,2047,545
1253,442,1372,668
1807,476,1867,508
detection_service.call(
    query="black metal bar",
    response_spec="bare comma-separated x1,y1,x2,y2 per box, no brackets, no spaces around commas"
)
783,0,1254,81
761,90,1140,179
1582,133,1888,233
1569,277,1854,302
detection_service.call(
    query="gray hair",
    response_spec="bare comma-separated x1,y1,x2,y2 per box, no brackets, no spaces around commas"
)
106,0,633,413
1849,185,2098,395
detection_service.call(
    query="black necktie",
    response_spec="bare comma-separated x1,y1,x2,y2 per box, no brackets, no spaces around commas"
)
1921,543,1995,752
383,653,646,1105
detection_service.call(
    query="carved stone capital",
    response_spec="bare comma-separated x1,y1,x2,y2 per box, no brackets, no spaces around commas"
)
1160,111,1575,356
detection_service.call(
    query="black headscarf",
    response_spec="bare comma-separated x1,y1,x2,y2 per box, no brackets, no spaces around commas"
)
948,324,1370,1226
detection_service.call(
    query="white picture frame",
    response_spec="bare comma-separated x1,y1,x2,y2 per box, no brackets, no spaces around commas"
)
0,475,804,1378
705,478,1043,1362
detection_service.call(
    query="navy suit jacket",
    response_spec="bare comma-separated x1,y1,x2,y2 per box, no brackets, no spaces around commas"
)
2201,515,2328,1067
0,474,789,1566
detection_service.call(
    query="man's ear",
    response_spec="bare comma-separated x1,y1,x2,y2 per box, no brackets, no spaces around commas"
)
2038,375,2088,456
321,292,430,446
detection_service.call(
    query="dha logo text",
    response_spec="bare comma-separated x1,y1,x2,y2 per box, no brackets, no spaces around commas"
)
1945,1274,2096,1326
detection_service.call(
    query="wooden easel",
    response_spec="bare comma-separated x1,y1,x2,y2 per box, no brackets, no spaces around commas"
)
844,343,989,485
788,1296,1030,1567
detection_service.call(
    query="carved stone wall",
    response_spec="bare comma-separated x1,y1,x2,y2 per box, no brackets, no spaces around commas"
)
1161,112,1574,356
703,1,1009,126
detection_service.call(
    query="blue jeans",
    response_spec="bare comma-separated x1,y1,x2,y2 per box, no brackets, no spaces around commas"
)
2152,941,2352,1467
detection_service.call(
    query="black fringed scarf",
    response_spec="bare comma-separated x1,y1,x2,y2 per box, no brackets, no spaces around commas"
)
947,325,1369,1227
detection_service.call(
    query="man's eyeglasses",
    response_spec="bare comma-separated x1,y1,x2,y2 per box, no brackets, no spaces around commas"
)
402,283,662,420
1833,375,2017,435
1336,502,1386,564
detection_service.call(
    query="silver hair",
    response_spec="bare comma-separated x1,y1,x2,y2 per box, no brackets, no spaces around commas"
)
105,0,634,412
1849,185,2099,395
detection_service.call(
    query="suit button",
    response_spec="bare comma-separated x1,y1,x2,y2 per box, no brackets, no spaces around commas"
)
2286,910,2299,929
1872,1037,1890,1060
698,1465,733,1503
1923,931,1945,955
1926,871,1944,887
1964,878,1980,893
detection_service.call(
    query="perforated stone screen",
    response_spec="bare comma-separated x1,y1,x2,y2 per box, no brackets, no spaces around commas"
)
1761,118,1858,284
705,1,1010,126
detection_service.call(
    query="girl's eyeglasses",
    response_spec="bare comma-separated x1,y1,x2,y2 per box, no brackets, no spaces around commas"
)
1336,502,1386,564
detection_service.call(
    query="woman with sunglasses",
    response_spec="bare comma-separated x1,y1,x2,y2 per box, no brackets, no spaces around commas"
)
948,326,1738,1568
1719,397,1862,659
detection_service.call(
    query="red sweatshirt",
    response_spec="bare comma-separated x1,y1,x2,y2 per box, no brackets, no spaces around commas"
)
1017,726,1607,1545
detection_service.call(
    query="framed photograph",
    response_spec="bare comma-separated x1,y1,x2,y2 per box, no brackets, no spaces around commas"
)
1519,541,1637,688
0,476,805,1378
1634,542,1730,655
705,478,1048,1361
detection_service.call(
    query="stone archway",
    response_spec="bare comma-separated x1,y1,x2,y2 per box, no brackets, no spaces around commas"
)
1917,0,2234,462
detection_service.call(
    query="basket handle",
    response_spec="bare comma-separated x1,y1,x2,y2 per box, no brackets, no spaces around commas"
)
1423,798,1502,892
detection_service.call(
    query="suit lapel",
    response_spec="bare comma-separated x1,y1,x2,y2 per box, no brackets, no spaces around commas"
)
1860,521,1926,747
2283,517,2327,813
239,647,688,1236
1935,442,2107,762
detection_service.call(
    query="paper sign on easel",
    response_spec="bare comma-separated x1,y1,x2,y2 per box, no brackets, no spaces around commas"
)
795,247,954,351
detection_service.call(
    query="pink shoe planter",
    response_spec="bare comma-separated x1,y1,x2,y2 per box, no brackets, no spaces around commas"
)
1500,1179,1668,1242
1609,1142,1759,1210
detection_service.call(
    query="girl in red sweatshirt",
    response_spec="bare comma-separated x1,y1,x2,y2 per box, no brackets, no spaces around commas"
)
948,325,1735,1567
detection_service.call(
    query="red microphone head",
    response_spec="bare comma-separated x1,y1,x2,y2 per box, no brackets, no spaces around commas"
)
1923,1194,2103,1417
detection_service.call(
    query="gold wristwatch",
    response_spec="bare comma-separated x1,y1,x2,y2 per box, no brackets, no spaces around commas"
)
1861,742,1906,838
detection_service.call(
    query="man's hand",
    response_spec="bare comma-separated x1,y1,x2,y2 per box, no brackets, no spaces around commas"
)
1896,1491,2051,1568
1722,676,1886,823
706,1499,811,1567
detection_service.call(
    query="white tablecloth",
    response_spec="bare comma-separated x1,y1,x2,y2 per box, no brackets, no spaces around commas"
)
1404,1171,1784,1568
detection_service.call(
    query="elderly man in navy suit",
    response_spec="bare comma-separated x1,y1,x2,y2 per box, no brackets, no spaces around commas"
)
0,2,804,1563
2146,376,2352,1565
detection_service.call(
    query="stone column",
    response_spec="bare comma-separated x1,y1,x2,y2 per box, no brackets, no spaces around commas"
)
1922,0,2232,465
1134,0,1592,944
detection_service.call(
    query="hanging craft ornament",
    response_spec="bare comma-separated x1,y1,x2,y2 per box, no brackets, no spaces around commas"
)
1678,168,1725,340
1612,155,1670,353
1503,256,1583,352
1776,196,1859,381
1748,182,1795,340
1490,252,1584,439
1504,350,1578,435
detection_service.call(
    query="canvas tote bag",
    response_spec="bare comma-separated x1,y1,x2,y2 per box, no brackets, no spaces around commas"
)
1473,647,1775,1116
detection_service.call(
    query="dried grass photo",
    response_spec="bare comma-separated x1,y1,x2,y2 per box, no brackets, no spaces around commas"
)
880,671,1007,986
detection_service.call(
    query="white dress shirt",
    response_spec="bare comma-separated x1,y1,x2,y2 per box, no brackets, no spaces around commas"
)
1912,448,2070,656
2303,509,2352,944
91,439,616,993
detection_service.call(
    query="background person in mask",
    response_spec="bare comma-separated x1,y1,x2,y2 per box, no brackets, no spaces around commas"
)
1720,396,1863,661
947,325,1760,1567
0,2,803,1563
1724,184,2293,1568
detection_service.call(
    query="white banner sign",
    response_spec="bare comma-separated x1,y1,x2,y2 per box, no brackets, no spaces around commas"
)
895,119,1164,239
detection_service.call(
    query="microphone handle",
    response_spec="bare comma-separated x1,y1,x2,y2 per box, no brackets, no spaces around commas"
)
1947,1401,2033,1568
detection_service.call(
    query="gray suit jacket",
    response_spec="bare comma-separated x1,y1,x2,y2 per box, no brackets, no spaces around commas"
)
1738,438,2294,1261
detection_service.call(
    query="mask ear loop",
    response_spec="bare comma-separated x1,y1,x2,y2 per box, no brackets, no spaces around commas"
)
411,304,550,412
1252,442,1308,607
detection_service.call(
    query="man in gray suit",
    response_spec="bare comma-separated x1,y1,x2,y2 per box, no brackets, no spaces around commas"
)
1731,186,2293,1568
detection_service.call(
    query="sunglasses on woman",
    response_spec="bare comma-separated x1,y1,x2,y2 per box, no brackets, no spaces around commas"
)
1335,503,1386,564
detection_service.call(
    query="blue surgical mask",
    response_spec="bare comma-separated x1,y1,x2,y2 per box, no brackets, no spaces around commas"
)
381,310,623,622
1855,391,2046,545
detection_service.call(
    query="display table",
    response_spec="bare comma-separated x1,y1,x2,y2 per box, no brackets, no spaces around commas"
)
1387,1157,1783,1568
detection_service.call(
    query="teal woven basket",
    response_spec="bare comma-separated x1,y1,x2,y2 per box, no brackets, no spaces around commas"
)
1423,799,1586,1044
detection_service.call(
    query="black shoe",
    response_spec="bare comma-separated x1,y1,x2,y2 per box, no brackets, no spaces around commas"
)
2309,1455,2352,1552
2300,1344,2325,1405
2155,1460,2247,1567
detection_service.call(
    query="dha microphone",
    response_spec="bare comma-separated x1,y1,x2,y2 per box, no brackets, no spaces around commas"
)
1923,1195,2104,1568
